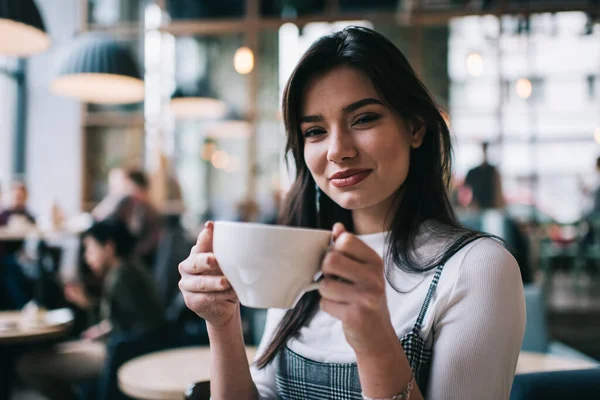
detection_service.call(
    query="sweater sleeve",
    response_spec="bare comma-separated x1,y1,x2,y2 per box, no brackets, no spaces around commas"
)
426,239,526,400
251,309,285,400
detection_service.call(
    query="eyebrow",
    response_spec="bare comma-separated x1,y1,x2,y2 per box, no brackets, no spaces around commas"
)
300,97,384,124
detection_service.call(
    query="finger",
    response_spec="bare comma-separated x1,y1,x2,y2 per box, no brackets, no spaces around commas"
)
184,288,238,307
321,250,379,288
319,297,347,321
179,275,231,293
333,232,379,264
332,222,346,241
318,276,355,304
321,250,365,283
179,253,222,275
195,221,214,253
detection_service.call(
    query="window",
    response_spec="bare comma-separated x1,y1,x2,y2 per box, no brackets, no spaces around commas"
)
450,12,600,222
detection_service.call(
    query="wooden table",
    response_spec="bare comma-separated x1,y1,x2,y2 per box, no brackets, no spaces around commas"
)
118,347,598,400
0,309,74,345
118,346,258,400
516,351,598,374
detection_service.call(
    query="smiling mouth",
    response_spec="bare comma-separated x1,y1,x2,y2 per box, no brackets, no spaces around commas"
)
329,169,372,188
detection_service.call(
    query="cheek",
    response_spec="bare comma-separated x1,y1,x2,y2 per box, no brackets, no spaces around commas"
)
304,145,327,181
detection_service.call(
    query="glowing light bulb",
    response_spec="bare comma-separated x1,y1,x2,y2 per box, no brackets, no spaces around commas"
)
594,127,600,144
516,78,532,99
211,151,230,169
234,46,254,75
466,52,484,77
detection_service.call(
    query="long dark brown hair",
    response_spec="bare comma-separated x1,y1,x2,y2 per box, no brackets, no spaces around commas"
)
256,26,488,368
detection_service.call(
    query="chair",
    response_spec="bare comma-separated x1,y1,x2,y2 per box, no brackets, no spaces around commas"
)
510,368,600,400
80,323,207,400
538,220,584,287
574,214,600,286
522,284,598,364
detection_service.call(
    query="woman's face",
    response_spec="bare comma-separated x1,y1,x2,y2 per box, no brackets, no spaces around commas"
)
301,66,425,213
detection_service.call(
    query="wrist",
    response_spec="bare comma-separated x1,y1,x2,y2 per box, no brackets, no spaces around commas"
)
207,309,242,336
353,322,399,359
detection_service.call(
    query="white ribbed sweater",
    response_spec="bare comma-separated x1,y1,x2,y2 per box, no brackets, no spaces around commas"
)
251,228,526,400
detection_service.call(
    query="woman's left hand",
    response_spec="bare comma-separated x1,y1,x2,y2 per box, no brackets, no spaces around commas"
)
319,223,397,356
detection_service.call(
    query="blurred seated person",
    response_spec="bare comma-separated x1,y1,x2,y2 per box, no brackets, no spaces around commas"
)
263,189,283,225
0,181,36,309
110,168,161,268
17,219,165,400
236,197,260,223
0,180,35,235
464,141,505,210
91,167,129,221
580,157,600,251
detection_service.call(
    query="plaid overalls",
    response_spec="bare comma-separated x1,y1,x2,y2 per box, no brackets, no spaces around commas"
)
274,264,445,400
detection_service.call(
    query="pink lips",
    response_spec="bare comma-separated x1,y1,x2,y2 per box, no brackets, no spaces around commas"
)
329,169,372,188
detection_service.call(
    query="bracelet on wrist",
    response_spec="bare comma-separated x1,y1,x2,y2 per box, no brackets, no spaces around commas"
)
361,376,414,400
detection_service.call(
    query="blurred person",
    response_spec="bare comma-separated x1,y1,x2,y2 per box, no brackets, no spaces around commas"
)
0,180,35,229
235,198,260,223
17,219,165,400
464,141,505,209
263,189,283,225
112,168,161,268
0,181,36,309
586,156,600,214
579,156,600,256
91,167,129,221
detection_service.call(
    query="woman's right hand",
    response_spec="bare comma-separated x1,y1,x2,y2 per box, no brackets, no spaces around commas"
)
178,221,240,328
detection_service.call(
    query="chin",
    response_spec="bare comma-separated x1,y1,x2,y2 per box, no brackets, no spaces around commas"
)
329,190,379,211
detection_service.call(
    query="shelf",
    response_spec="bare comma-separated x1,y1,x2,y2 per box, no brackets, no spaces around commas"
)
83,2,600,37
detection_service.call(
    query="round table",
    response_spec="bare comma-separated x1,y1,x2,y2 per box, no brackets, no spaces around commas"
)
516,351,598,374
118,346,258,400
0,309,74,345
118,347,598,399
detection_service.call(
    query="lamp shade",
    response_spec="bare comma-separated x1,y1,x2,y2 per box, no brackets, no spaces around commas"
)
0,0,51,56
170,86,227,120
51,36,145,104
205,109,251,138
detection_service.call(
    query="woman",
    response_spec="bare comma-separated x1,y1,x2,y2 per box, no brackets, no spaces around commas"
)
18,219,165,400
179,26,525,400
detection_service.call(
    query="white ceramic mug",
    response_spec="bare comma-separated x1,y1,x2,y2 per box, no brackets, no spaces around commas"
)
213,221,331,309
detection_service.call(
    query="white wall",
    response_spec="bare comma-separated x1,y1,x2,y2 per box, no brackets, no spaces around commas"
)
26,0,82,216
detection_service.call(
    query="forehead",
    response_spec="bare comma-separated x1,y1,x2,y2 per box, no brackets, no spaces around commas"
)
301,66,381,116
84,236,100,247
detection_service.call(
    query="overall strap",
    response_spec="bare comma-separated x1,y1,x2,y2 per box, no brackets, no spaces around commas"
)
413,263,444,331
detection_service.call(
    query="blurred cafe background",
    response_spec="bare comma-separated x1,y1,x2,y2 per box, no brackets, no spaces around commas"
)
1,0,600,399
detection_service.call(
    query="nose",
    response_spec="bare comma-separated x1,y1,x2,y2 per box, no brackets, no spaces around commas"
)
327,125,357,164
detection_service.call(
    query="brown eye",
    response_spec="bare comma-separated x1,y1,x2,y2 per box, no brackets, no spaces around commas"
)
353,113,380,126
303,128,326,138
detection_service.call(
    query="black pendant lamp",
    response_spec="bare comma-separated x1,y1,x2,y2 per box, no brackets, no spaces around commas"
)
170,80,227,120
206,109,251,138
0,0,51,56
51,35,145,104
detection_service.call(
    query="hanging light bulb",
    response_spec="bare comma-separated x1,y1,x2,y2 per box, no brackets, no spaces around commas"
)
51,36,145,104
466,52,484,77
205,109,251,139
594,127,600,144
234,46,254,75
516,78,532,99
0,0,51,56
211,151,230,169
